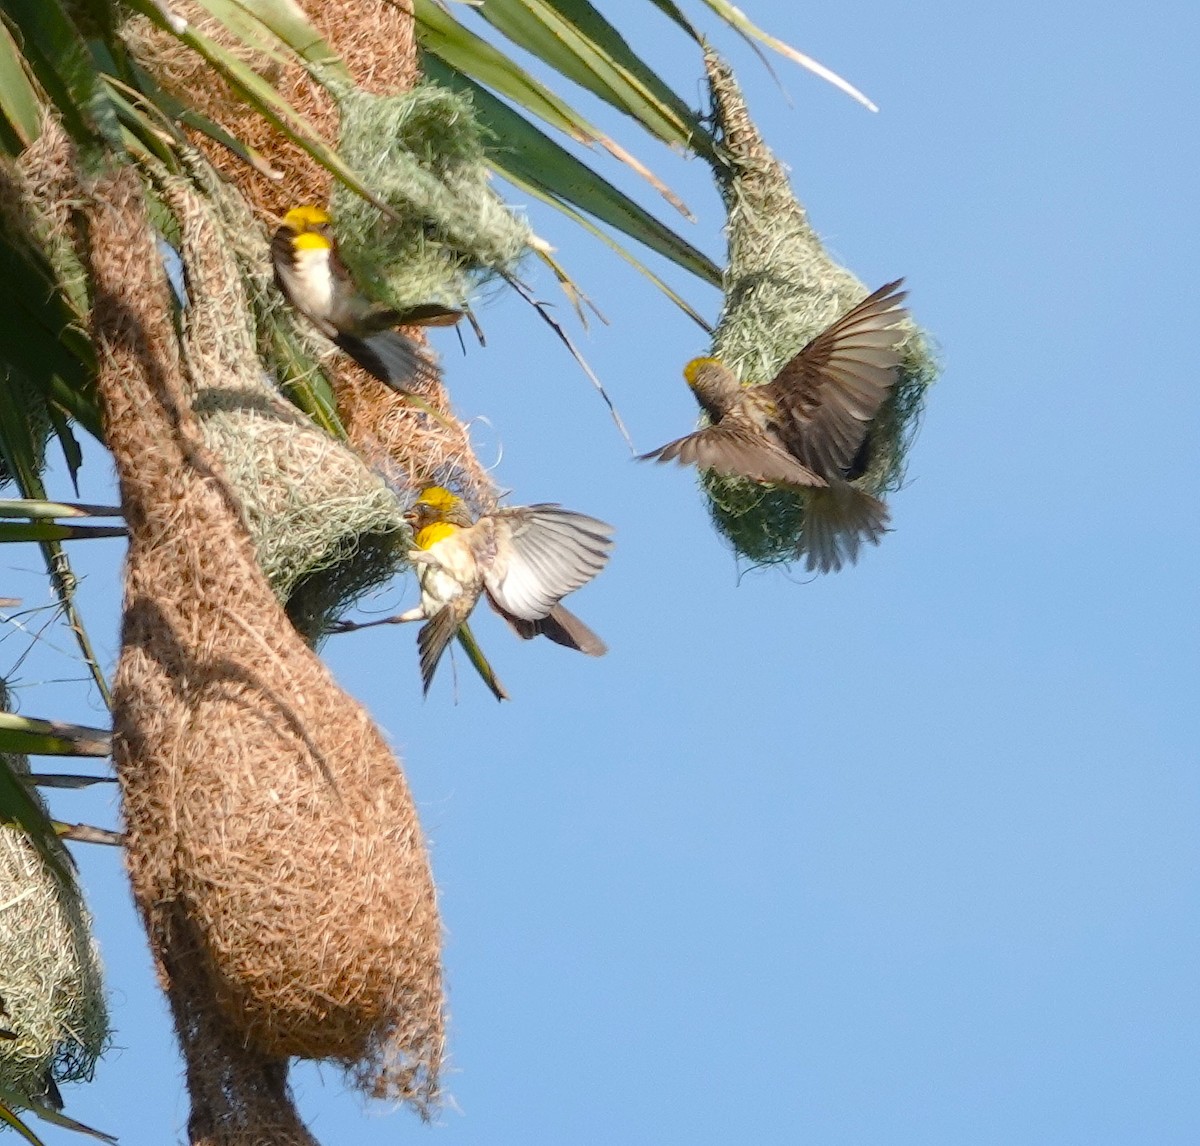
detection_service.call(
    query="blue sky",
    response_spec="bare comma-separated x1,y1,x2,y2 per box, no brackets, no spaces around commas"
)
6,1,1199,1143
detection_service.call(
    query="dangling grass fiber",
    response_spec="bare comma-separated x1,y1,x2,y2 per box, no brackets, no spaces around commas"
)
701,48,937,567
0,684,107,1111
331,82,532,313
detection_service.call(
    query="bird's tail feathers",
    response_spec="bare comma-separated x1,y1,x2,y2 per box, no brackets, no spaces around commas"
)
797,484,890,574
419,610,509,701
501,603,608,656
416,606,459,696
455,620,509,702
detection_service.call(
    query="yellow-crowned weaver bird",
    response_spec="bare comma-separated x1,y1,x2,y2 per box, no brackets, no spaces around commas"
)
639,279,910,573
271,205,462,392
392,486,613,701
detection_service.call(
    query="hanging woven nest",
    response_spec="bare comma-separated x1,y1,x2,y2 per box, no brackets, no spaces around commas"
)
12,110,449,1133
331,82,531,314
89,168,444,1140
700,49,937,567
0,687,108,1113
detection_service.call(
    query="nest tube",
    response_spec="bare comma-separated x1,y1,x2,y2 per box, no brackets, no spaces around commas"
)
701,48,937,567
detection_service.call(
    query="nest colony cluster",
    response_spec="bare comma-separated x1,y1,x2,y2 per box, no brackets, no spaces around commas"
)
4,0,541,1137
0,0,936,1139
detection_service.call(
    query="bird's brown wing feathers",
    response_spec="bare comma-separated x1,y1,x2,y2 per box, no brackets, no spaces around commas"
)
335,329,440,392
480,506,614,622
639,424,826,488
764,279,908,476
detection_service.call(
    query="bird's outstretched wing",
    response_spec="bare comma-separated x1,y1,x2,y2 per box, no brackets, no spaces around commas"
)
480,506,614,622
335,329,441,392
765,279,908,475
639,424,826,488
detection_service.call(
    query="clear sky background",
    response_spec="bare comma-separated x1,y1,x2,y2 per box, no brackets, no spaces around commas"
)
6,1,1199,1143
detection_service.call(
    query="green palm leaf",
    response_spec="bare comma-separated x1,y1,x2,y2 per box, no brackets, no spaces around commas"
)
424,55,720,289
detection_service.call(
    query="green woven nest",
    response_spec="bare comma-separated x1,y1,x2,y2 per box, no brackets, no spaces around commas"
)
0,689,108,1109
193,387,407,635
700,49,939,567
331,83,531,313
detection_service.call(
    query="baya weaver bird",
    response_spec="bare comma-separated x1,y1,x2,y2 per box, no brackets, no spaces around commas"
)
271,205,461,392
640,279,910,573
392,486,614,701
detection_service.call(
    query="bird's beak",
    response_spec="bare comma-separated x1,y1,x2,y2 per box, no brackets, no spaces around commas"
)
402,509,418,526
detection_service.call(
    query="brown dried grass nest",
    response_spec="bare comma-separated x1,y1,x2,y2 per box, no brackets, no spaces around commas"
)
90,169,444,1135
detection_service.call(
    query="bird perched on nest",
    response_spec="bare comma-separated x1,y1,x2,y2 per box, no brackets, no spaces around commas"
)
271,205,461,392
394,486,613,701
640,279,910,573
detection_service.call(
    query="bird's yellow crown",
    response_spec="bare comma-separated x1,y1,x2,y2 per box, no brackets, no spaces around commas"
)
291,230,332,252
282,205,332,233
683,356,721,388
295,230,338,253
416,485,462,513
